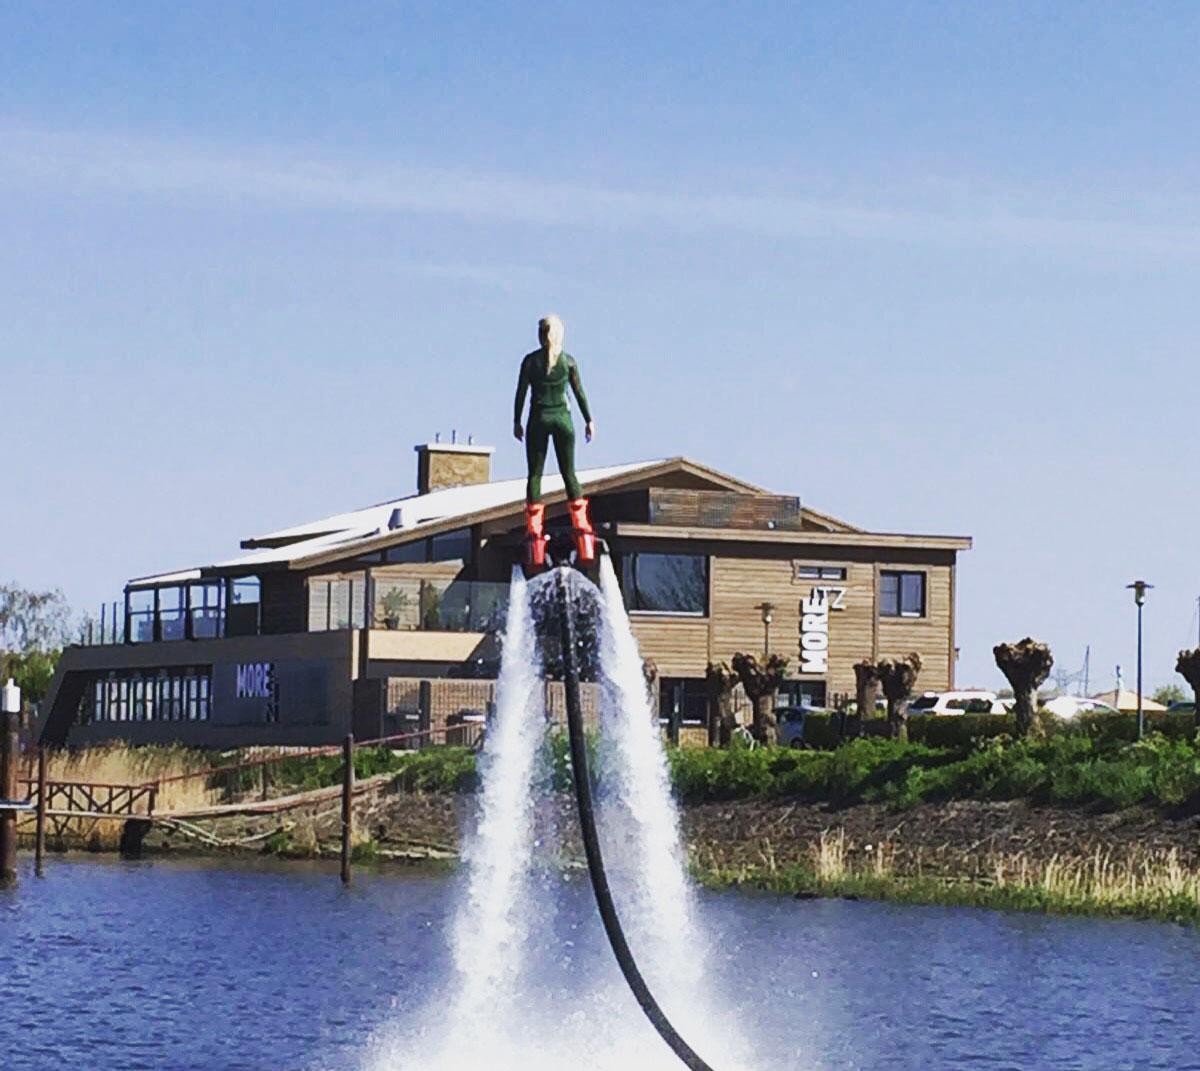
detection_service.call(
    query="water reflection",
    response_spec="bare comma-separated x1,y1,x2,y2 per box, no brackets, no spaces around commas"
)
1,858,1198,1071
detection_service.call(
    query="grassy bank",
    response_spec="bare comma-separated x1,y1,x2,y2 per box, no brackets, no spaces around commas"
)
42,721,1200,817
697,830,1200,926
319,727,1200,816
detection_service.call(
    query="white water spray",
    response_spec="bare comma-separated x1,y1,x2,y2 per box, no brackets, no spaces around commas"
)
594,558,742,1065
447,565,544,1015
372,562,749,1070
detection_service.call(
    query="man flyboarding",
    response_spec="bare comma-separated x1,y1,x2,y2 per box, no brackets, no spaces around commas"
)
513,314,596,566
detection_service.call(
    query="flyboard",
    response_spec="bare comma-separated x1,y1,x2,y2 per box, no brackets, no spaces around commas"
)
522,511,719,1071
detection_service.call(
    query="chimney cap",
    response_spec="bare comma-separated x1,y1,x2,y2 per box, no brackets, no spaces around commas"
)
413,442,495,456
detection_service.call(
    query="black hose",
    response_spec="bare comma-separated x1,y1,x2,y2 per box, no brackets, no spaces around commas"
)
555,568,717,1071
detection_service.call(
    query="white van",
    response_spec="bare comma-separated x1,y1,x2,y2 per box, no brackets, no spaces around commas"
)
909,690,1003,716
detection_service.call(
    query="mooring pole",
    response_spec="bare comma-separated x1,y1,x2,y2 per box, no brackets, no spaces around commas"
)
340,734,354,886
555,569,715,1071
35,748,47,877
0,702,19,887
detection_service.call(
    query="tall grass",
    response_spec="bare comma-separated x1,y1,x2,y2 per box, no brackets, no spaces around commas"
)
702,830,1200,925
17,743,216,848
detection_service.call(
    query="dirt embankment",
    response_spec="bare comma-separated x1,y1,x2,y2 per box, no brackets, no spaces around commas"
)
141,784,1200,877
679,799,1200,877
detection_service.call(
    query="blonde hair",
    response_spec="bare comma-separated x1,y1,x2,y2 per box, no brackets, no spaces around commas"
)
538,314,564,360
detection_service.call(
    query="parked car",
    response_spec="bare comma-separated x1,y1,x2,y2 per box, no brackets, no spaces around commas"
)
1041,696,1119,720
775,704,826,748
909,690,1003,715
1167,700,1197,717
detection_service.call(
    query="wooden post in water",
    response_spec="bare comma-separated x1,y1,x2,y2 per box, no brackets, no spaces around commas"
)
35,748,47,877
340,734,353,886
0,709,18,886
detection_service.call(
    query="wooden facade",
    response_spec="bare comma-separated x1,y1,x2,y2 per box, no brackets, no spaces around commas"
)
628,547,958,698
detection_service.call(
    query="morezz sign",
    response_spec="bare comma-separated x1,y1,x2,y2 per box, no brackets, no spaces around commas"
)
798,586,846,674
236,662,274,699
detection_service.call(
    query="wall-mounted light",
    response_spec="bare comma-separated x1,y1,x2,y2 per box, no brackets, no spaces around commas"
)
758,602,775,656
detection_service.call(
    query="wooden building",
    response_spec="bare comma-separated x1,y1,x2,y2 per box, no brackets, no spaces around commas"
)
38,443,971,748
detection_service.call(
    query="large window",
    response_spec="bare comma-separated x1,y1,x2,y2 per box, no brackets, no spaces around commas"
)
382,527,473,565
158,586,185,640
309,577,367,630
85,668,211,724
227,577,261,637
777,680,828,709
621,553,708,615
189,582,223,639
129,590,155,642
880,571,926,618
659,677,708,726
125,577,261,642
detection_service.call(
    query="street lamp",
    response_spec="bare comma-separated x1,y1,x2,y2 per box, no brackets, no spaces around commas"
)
1126,581,1153,740
759,602,775,656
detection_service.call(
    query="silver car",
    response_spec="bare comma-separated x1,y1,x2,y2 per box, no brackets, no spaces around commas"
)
775,704,824,748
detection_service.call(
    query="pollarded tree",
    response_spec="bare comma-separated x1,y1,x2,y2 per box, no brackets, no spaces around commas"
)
642,658,659,720
1175,649,1200,731
853,659,881,731
732,652,790,744
876,653,923,742
993,638,1054,738
704,662,740,747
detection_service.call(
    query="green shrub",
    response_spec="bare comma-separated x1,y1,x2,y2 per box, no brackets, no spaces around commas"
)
1073,711,1197,745
907,714,1016,748
664,731,1200,813
796,713,841,749
668,746,778,802
392,747,478,792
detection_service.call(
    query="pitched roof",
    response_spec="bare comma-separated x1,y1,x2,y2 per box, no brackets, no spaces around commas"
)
133,458,673,585
126,455,883,587
241,459,664,549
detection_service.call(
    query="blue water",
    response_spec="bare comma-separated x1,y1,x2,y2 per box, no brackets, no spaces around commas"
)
2,856,1198,1071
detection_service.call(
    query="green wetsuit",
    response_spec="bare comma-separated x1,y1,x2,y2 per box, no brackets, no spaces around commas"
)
514,349,592,503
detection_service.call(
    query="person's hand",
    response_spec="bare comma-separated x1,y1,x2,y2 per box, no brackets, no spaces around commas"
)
513,421,524,442
585,420,595,442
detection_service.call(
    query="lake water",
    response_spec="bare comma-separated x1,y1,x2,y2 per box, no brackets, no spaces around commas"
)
2,856,1198,1071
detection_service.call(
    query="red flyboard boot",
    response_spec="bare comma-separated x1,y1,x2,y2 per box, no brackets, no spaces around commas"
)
524,502,548,568
568,497,596,564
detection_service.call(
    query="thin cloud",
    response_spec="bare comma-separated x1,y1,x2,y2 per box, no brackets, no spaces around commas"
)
1,123,1196,259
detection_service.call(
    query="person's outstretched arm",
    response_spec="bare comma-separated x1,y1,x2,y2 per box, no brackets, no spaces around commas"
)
568,358,595,440
513,355,531,440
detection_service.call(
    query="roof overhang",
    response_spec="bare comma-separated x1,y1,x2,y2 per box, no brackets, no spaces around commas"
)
126,569,203,590
611,523,972,552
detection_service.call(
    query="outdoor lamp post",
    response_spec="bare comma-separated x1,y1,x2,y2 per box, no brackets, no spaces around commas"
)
759,602,775,656
1,677,21,885
1126,581,1153,740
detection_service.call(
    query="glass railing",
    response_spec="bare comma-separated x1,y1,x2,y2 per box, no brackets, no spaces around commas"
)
372,578,510,633
80,593,260,645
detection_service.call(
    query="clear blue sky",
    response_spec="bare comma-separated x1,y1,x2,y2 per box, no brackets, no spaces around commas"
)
2,2,1197,692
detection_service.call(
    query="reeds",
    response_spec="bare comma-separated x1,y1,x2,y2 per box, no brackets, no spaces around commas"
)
699,829,1200,925
17,742,217,849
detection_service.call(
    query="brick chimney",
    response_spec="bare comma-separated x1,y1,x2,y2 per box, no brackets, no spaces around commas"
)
415,438,494,495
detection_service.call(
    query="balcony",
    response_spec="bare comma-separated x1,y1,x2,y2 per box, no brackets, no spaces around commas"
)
309,577,509,635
